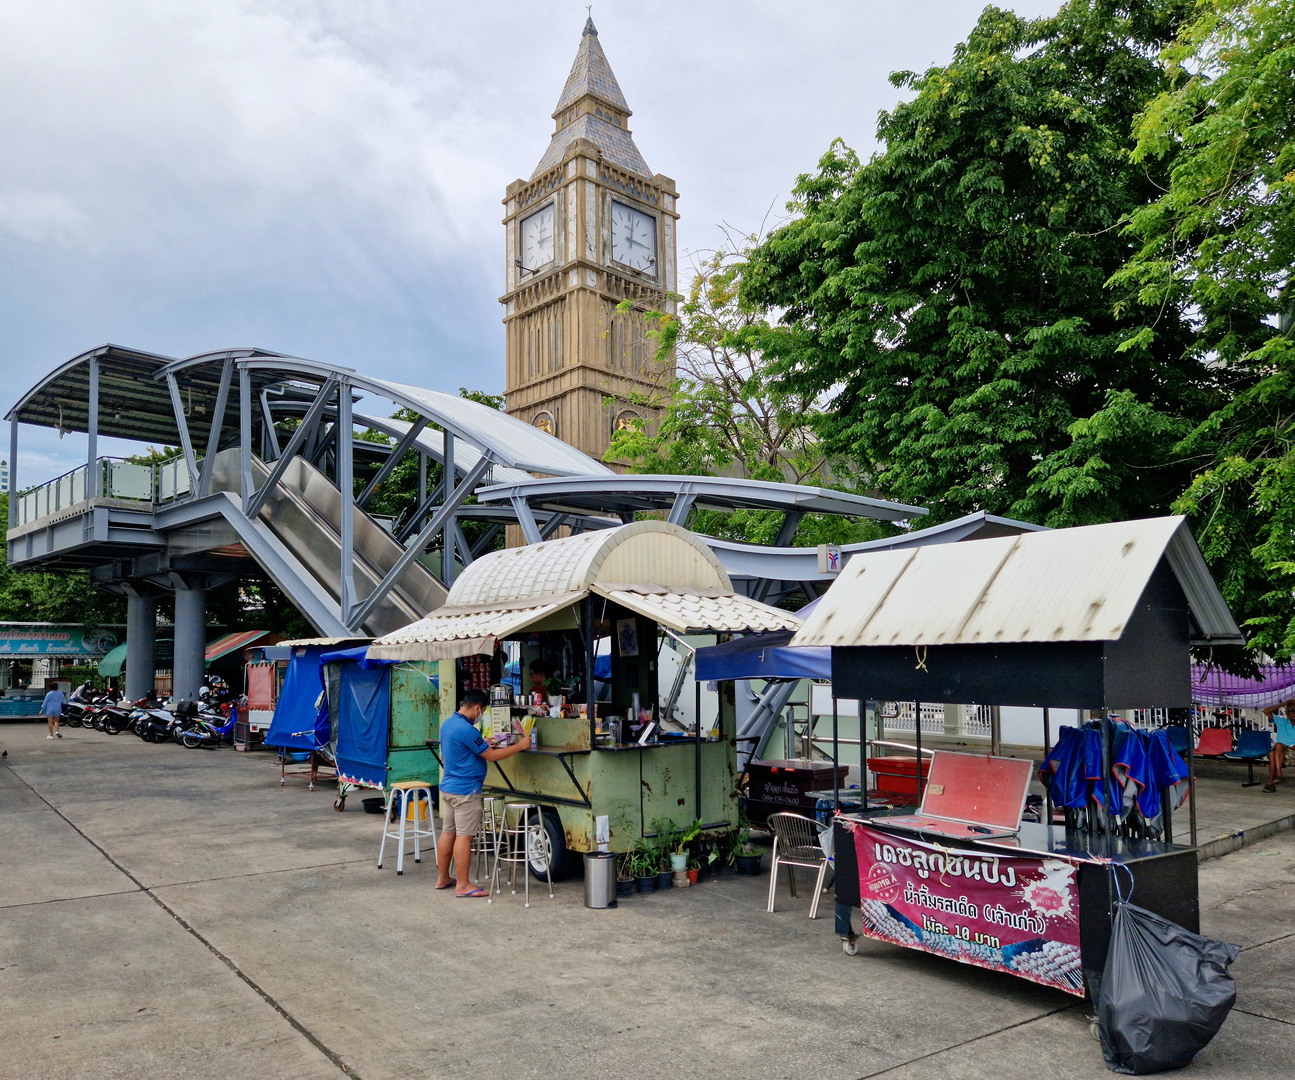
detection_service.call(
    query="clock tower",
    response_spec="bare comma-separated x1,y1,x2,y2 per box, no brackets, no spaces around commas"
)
501,17,678,466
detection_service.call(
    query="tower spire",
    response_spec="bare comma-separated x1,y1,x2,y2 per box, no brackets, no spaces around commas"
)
531,19,649,180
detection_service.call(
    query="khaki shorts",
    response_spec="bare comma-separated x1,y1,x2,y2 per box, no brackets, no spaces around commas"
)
440,791,483,835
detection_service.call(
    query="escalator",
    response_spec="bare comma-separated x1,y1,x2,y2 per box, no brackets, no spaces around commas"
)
207,448,446,637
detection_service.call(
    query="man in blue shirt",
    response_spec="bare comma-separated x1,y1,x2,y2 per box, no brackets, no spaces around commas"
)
41,687,66,739
436,688,530,897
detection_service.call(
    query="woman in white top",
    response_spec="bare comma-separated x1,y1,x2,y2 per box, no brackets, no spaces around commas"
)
1261,698,1295,793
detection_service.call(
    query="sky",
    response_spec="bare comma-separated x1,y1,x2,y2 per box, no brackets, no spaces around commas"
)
0,0,1060,484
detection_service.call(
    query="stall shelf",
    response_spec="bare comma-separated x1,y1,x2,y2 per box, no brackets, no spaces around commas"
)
792,515,1243,996
368,521,803,870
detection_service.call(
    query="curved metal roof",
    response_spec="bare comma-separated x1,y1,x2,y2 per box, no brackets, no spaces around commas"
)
444,520,732,610
230,357,610,477
476,473,926,522
367,521,801,661
6,343,184,443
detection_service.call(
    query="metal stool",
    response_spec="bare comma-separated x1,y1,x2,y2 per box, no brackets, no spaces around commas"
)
377,780,438,875
470,795,504,883
488,802,554,907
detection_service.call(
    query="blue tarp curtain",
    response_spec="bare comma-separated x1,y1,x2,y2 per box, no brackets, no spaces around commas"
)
323,647,398,790
694,631,830,682
265,645,332,751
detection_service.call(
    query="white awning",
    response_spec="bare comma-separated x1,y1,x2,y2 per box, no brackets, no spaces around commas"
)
365,596,583,662
591,584,803,635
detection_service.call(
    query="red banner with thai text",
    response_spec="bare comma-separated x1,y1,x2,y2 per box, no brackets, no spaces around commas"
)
847,822,1083,996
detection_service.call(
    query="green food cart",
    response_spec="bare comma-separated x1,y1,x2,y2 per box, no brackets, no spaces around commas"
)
368,521,803,877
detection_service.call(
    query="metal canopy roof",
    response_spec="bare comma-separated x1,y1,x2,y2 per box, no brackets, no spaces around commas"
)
476,474,926,522
792,516,1244,649
707,510,1046,587
228,357,611,477
6,344,185,444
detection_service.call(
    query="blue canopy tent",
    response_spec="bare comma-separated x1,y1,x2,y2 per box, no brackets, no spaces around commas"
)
319,646,399,791
694,631,830,682
694,617,832,771
264,643,333,752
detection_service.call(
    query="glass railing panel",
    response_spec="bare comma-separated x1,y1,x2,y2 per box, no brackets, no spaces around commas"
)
108,461,153,501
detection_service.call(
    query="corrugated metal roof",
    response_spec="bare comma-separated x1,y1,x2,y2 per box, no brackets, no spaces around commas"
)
592,585,802,635
792,516,1243,649
445,520,732,609
205,630,277,661
366,600,578,662
367,522,799,660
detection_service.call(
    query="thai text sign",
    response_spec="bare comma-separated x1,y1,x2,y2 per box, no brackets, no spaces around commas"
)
848,821,1083,996
0,626,119,656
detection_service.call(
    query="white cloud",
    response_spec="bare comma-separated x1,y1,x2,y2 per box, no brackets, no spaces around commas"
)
1,0,1060,482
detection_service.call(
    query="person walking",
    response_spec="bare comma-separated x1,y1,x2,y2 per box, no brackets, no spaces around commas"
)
42,686,66,739
1261,698,1295,793
435,688,530,897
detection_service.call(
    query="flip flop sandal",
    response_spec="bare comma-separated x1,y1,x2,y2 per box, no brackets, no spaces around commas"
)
435,879,457,890
456,887,490,898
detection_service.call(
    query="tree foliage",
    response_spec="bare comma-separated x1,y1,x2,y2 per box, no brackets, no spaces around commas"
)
606,244,900,547
744,0,1214,525
1109,0,1295,657
0,495,127,625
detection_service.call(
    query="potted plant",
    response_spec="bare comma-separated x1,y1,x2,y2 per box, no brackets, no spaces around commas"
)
671,819,702,873
685,852,701,886
631,845,657,892
734,826,762,876
656,845,674,891
616,852,636,898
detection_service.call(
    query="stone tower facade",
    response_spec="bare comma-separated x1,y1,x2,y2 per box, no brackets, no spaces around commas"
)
501,18,678,466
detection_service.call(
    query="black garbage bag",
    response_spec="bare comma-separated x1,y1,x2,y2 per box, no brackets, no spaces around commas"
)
1097,901,1241,1074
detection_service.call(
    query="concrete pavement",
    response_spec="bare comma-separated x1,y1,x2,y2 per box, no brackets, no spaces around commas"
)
2,721,1292,1080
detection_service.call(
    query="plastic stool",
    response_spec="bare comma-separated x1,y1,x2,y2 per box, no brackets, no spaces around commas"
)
471,796,504,883
377,781,438,875
488,802,554,907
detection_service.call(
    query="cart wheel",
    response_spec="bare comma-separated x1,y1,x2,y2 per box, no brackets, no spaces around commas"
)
308,782,314,791
279,778,285,786
333,797,346,811
1089,1019,1101,1042
842,937,858,956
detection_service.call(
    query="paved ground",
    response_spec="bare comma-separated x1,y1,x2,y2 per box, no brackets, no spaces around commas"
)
2,722,1293,1080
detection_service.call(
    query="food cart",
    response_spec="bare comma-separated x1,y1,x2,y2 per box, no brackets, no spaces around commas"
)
367,521,803,877
790,516,1244,997
318,647,442,808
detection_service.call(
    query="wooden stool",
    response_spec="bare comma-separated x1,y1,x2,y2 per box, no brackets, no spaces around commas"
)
377,780,437,875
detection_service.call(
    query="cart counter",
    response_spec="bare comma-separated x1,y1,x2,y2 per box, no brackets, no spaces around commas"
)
834,814,1198,996
484,720,737,855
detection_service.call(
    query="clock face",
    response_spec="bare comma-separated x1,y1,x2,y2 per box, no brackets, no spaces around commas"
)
520,204,555,271
611,201,656,273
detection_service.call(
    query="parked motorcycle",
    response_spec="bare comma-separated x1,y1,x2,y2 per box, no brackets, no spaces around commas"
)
168,699,232,749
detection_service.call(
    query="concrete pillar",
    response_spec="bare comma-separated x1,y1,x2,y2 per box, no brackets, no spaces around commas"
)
124,594,157,701
172,586,206,701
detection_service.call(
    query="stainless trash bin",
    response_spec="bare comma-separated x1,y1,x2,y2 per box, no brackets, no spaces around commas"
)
584,851,617,909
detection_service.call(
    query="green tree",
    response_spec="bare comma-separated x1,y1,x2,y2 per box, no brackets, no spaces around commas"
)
0,494,126,624
745,0,1213,525
606,244,899,546
1107,0,1295,657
